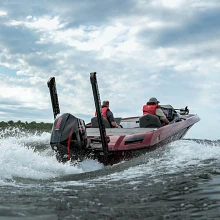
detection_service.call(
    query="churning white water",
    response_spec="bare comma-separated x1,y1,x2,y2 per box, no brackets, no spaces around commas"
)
0,130,103,185
0,128,219,187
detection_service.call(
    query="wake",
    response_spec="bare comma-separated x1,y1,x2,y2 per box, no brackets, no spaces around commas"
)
0,127,219,186
0,129,103,185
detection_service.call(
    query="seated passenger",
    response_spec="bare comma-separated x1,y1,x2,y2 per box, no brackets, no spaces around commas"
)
142,97,169,125
96,100,120,128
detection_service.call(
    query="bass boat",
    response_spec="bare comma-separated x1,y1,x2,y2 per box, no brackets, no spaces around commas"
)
47,73,200,165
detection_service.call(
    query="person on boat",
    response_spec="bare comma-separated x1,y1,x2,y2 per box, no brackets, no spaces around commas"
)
142,97,169,125
97,100,121,128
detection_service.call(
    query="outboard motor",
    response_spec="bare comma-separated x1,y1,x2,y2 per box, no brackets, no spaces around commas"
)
180,106,189,115
50,113,88,163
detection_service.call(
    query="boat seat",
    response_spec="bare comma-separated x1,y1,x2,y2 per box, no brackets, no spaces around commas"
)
91,116,111,128
139,114,162,128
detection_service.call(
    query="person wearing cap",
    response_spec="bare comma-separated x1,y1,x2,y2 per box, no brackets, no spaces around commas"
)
96,100,120,128
142,97,169,125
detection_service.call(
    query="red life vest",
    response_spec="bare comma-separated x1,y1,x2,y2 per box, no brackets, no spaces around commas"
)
95,107,108,119
142,104,158,115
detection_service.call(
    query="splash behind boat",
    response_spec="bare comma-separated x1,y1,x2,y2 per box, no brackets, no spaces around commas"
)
47,73,200,165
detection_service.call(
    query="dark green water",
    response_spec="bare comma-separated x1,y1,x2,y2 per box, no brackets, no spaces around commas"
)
0,130,220,219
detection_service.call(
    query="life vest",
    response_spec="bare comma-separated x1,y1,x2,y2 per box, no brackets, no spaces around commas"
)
95,107,108,119
101,107,108,118
142,104,159,115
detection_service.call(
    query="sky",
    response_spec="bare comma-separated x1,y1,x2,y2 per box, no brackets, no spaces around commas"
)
0,0,219,140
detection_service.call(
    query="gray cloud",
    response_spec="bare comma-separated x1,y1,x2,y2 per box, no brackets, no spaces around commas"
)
0,25,39,54
0,0,219,139
1,0,136,26
138,7,220,47
47,0,136,26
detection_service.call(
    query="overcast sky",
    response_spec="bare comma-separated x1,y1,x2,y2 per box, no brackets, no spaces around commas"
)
0,0,219,140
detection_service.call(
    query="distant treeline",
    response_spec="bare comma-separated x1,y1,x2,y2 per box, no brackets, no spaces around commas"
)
0,120,53,132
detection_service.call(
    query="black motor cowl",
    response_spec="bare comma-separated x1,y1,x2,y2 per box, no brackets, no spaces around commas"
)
50,113,88,162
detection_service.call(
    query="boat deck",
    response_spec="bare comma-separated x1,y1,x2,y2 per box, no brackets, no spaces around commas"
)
87,127,156,136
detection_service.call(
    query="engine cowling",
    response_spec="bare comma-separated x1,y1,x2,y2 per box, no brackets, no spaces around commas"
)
50,113,88,162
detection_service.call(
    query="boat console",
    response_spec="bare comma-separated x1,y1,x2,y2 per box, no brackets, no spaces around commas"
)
160,105,176,121
160,104,187,123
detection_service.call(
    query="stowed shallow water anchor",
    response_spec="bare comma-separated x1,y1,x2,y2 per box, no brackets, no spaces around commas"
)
47,77,60,119
90,72,109,164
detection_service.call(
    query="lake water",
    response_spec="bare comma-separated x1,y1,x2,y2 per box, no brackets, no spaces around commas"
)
0,129,220,219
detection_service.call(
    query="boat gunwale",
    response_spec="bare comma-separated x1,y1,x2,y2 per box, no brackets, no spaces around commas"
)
87,114,200,137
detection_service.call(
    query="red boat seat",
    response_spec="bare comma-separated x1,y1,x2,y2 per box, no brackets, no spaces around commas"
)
91,116,111,128
139,114,162,128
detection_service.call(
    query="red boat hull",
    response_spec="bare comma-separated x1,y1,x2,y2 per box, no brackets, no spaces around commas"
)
87,114,200,165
